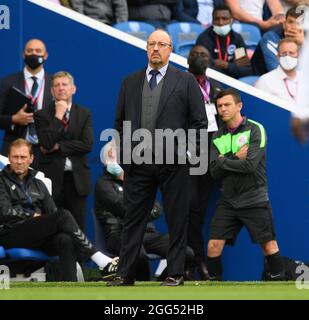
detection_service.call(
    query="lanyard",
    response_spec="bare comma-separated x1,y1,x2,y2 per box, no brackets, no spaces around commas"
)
215,35,230,62
24,75,45,109
199,79,211,103
284,78,297,101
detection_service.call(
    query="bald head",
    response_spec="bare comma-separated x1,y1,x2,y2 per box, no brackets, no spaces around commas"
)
24,39,47,55
23,39,48,73
146,30,173,69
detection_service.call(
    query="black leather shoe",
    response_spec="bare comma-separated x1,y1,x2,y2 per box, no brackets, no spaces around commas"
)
107,276,135,287
161,276,184,286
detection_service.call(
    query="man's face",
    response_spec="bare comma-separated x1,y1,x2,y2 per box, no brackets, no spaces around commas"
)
23,39,48,60
147,30,172,69
217,95,242,123
278,41,299,58
213,10,232,26
188,45,210,67
283,15,302,35
9,145,33,177
51,76,76,103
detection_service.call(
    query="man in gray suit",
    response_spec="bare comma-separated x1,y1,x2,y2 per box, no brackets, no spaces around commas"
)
108,29,208,286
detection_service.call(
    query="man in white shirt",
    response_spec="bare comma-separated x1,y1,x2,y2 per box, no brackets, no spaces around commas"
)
255,38,299,104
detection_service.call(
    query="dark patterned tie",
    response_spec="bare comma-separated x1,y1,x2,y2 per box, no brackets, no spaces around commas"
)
148,69,160,90
31,76,38,98
28,76,39,142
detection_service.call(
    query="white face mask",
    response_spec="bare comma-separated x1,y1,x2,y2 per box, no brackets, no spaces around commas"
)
213,24,231,37
279,56,298,71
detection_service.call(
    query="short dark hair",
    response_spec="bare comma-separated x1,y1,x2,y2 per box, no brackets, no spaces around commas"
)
8,138,33,156
212,4,232,18
215,88,242,106
286,6,304,19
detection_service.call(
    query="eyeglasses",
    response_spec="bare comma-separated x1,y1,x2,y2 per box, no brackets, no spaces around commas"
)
147,42,172,49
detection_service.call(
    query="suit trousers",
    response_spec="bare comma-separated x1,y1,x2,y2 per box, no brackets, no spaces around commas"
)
188,172,214,263
55,171,88,231
0,209,96,281
117,163,190,280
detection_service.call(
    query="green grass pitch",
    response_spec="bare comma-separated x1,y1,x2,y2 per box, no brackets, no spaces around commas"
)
0,281,308,300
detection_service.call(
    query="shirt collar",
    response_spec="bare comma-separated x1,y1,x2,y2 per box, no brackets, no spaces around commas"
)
146,64,168,77
23,67,45,81
277,65,298,81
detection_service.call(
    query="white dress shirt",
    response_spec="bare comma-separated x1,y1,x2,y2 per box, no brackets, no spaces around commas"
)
24,68,46,143
23,67,45,110
146,64,168,85
255,65,298,104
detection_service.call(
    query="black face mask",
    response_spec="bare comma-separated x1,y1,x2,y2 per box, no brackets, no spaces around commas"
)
188,56,208,75
24,54,45,70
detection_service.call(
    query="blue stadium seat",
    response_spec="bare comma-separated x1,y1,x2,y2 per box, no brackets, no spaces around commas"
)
5,248,57,261
232,22,261,50
113,21,156,41
239,75,259,86
166,22,204,57
174,40,195,58
0,246,5,259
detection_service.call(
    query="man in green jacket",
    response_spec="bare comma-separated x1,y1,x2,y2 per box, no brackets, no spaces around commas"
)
207,88,286,281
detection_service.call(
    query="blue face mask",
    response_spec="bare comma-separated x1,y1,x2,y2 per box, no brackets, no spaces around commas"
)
106,163,123,177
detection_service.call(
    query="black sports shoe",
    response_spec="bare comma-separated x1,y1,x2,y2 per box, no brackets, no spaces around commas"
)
101,257,119,281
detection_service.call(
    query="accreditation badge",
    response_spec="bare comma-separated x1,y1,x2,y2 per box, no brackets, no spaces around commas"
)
205,103,218,132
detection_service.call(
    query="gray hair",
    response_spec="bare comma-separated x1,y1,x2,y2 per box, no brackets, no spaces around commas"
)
52,71,75,86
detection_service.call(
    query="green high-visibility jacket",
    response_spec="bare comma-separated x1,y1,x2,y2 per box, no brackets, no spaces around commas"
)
210,117,269,208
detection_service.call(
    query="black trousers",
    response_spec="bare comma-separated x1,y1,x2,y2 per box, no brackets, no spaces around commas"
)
188,172,214,263
117,163,190,280
55,172,88,232
0,210,96,281
108,231,195,280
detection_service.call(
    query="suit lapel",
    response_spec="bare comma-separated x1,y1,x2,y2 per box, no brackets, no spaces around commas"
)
156,65,180,120
67,103,77,134
43,74,52,107
133,70,146,128
17,72,25,92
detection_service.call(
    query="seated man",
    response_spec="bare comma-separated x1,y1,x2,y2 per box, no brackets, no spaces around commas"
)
196,5,252,79
94,141,195,281
255,38,299,103
224,0,285,31
0,138,118,281
127,0,178,28
251,6,304,75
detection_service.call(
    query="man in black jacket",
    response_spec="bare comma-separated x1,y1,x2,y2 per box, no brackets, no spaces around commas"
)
34,71,93,231
0,139,118,281
187,45,222,280
94,141,195,281
0,39,53,163
207,88,286,281
196,5,252,79
110,29,207,286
